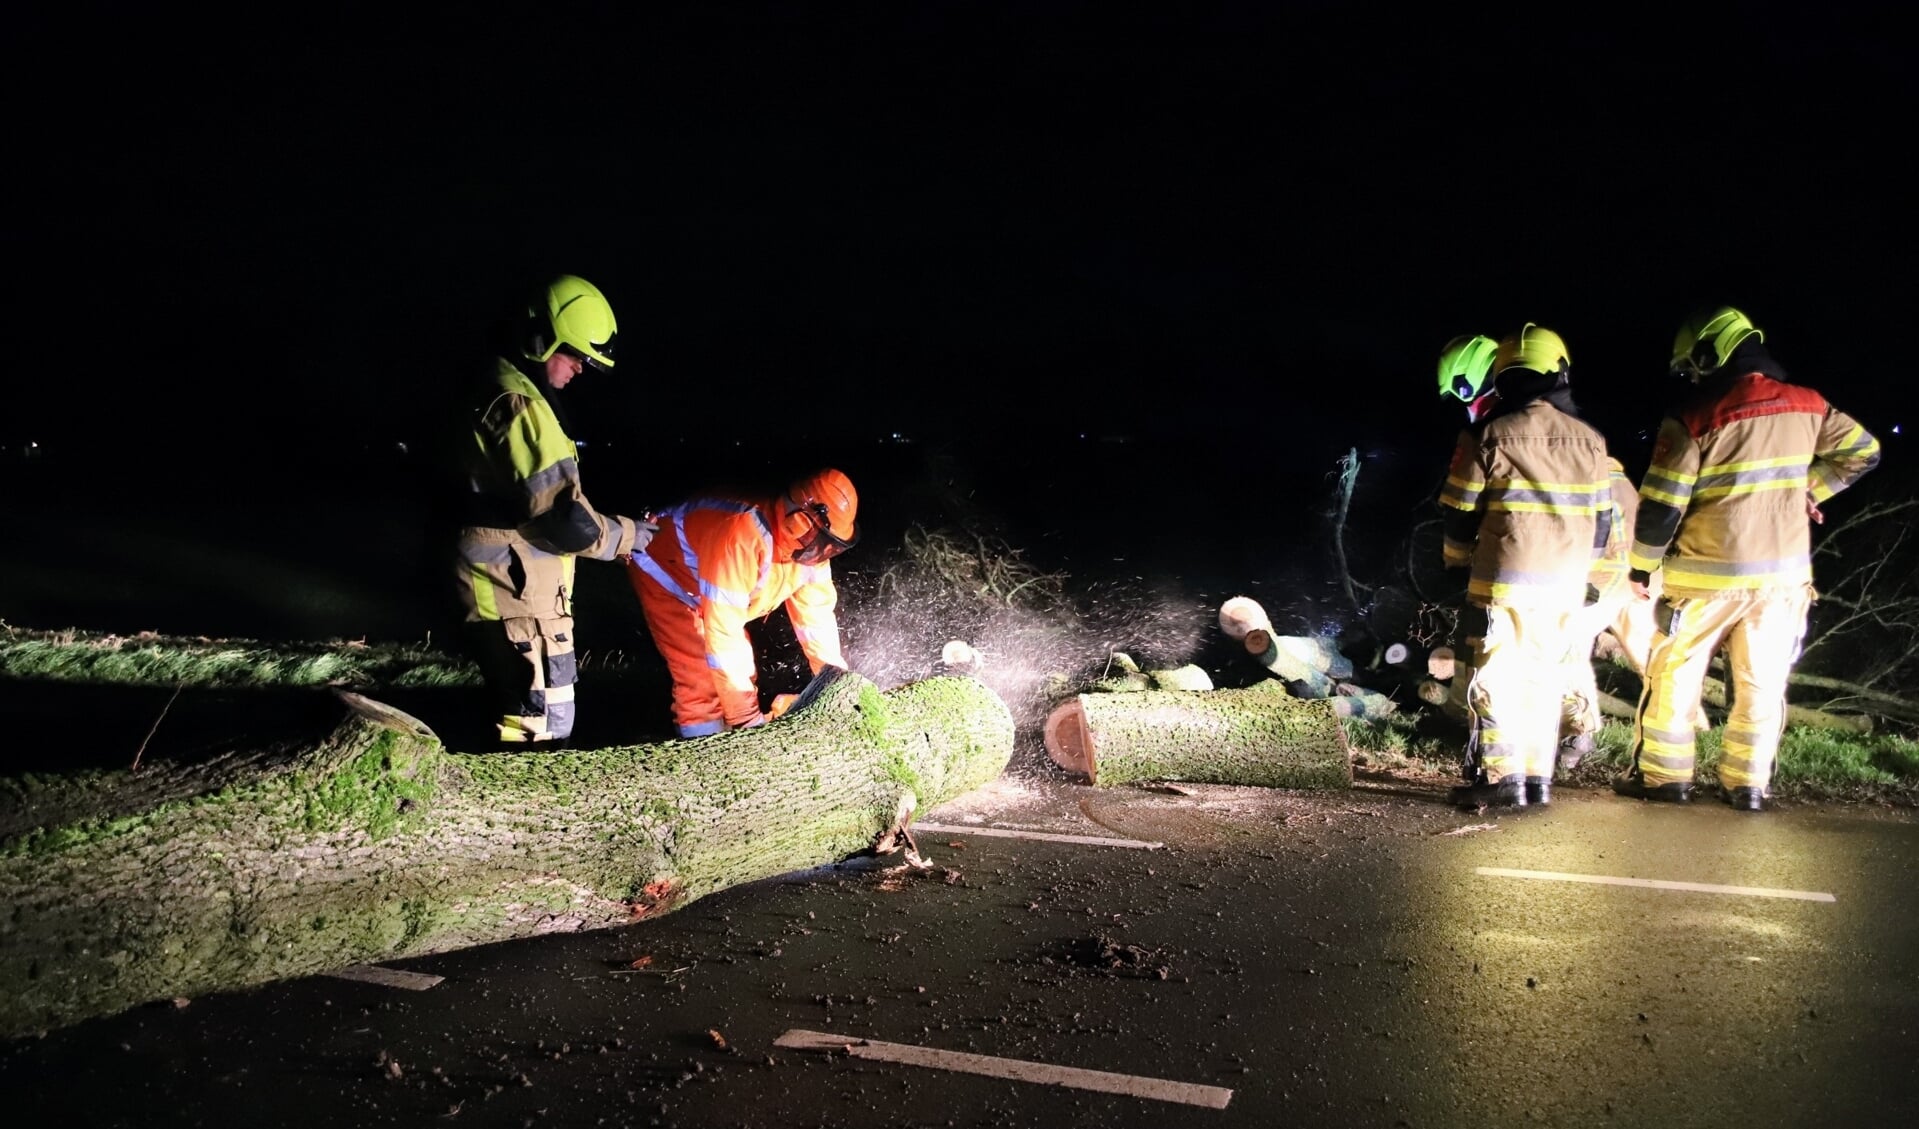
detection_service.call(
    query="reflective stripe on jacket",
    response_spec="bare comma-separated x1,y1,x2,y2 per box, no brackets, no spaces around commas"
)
631,496,844,726
1630,373,1880,598
1588,459,1639,599
462,357,638,560
1439,399,1614,607
455,358,639,623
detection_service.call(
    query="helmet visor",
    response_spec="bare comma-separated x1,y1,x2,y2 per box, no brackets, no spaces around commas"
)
792,508,860,565
557,333,616,372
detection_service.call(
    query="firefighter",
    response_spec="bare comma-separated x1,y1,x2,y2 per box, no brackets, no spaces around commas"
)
1433,335,1500,734
1614,307,1881,810
1439,325,1615,808
626,469,859,737
453,275,655,746
1434,335,1642,780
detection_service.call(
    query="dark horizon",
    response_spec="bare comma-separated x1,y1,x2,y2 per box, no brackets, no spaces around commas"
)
3,8,1909,471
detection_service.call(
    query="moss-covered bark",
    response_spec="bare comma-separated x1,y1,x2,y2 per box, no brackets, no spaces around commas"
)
0,672,1012,1038
1043,680,1351,789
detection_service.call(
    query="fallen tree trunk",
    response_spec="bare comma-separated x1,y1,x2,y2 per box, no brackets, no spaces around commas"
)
0,670,1013,1038
1595,678,1875,735
1043,680,1351,789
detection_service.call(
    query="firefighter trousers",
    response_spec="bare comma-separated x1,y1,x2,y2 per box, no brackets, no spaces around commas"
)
454,526,580,744
1452,603,1603,777
1630,587,1811,793
1465,604,1584,784
465,616,577,743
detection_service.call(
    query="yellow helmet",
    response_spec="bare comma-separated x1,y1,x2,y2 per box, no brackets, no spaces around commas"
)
1437,334,1500,403
526,275,618,371
1494,323,1570,380
1671,306,1762,379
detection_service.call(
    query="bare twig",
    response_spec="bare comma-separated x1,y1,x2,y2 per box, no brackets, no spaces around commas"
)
130,683,184,773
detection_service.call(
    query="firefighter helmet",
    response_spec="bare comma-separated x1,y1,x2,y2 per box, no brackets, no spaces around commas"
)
1494,323,1571,379
1437,335,1501,403
1671,306,1763,379
525,275,619,371
783,469,860,565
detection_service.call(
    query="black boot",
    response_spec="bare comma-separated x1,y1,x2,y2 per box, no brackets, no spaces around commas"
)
1612,773,1692,803
1450,776,1527,810
1721,785,1766,812
1525,776,1552,805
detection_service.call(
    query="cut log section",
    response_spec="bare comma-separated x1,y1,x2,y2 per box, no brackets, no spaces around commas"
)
1043,681,1351,790
0,669,1013,1038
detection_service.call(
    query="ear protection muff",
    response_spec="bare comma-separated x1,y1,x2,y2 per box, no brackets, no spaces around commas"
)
521,300,550,360
781,492,826,541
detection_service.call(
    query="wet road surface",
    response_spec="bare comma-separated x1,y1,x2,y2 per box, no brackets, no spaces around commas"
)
10,770,1919,1128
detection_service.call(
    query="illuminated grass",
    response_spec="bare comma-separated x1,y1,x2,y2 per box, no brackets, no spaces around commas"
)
1351,706,1919,806
1556,718,1919,802
1341,713,1461,776
0,626,482,691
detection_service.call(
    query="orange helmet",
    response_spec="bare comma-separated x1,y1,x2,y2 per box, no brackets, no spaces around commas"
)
783,469,860,564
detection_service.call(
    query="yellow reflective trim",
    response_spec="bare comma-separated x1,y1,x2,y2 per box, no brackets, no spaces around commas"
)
470,563,499,621
1660,567,1809,591
1834,424,1872,451
1645,465,1698,485
1699,455,1808,474
1641,485,1690,506
1486,500,1604,514
1499,478,1608,491
1691,477,1808,499
1446,474,1486,491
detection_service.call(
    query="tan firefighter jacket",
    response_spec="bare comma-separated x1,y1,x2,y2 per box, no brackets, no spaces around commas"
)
1630,372,1880,600
456,357,644,623
1439,398,1614,608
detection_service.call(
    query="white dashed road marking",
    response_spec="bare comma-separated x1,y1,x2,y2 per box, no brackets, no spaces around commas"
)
774,1029,1232,1108
1476,867,1836,903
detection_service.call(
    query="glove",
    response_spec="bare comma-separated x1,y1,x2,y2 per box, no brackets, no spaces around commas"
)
629,513,660,555
768,693,799,720
1584,583,1602,607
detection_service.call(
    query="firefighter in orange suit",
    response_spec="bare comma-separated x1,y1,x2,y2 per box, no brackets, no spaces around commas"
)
1615,307,1880,811
1439,324,1615,809
626,469,859,737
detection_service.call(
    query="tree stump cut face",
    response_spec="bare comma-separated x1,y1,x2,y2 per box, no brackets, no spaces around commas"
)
1043,699,1098,782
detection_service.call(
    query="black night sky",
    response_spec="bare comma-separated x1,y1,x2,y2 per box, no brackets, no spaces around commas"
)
5,5,1910,475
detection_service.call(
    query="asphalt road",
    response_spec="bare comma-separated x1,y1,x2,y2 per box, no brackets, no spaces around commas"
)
9,771,1918,1129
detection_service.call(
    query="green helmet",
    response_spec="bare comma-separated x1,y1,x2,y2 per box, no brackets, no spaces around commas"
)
1437,335,1500,403
1494,323,1571,379
1671,306,1762,379
526,275,618,371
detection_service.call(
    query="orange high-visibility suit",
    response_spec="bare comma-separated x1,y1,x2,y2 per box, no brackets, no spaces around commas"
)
626,496,846,737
